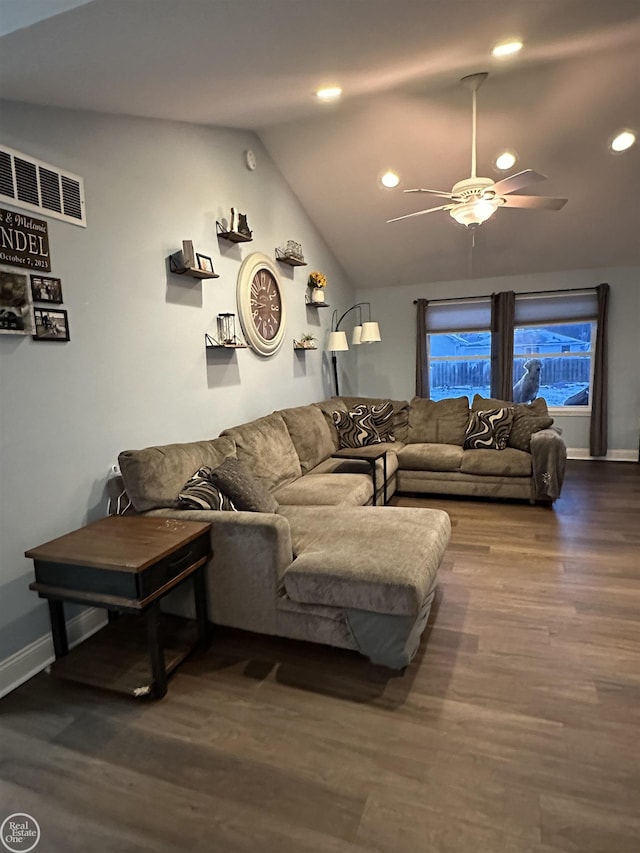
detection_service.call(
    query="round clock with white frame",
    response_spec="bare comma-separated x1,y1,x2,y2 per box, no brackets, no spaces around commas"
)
236,252,286,356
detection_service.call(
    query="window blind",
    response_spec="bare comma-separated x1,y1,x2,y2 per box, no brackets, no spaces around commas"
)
425,298,491,333
514,290,598,324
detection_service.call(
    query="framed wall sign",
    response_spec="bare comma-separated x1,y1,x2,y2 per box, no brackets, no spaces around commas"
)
0,207,51,271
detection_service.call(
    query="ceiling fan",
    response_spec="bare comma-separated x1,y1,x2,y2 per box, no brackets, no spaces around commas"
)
387,72,568,228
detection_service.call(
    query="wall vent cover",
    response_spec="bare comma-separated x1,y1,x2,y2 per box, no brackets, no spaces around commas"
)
0,145,86,227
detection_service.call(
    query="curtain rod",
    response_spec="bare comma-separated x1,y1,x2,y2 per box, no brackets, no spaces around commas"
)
412,284,602,305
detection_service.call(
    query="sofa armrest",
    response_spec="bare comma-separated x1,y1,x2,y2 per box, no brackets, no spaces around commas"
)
529,428,567,502
144,508,293,633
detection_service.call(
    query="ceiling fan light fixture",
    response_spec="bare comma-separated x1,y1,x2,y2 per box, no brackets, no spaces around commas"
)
380,170,400,189
495,150,517,170
316,86,342,102
450,198,499,228
491,40,523,58
609,129,636,153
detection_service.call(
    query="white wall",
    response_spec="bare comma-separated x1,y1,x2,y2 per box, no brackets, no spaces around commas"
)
354,267,640,454
0,100,355,688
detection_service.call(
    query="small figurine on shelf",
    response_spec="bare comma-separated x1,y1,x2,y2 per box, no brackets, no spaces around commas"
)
237,212,252,238
217,313,241,346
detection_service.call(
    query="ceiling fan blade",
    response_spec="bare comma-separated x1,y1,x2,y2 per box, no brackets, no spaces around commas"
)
492,169,547,196
404,187,455,199
502,195,568,210
387,204,453,223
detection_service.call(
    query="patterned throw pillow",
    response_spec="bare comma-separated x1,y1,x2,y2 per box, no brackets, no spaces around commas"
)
178,466,237,511
508,411,554,452
333,405,382,448
463,407,514,450
370,400,395,442
208,458,279,513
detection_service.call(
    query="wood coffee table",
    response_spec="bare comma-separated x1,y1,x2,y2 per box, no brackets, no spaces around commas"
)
26,515,212,699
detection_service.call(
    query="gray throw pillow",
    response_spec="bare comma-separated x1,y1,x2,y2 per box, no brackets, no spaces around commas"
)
178,466,237,511
508,412,554,452
208,458,279,513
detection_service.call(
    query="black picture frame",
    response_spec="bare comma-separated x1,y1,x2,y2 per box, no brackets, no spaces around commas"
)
196,253,214,273
30,275,63,304
32,307,70,342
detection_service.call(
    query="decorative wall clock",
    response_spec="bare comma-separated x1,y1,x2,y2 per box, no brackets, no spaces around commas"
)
236,252,286,356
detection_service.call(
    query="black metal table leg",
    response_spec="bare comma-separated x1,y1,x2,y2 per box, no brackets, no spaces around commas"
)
146,600,167,699
193,564,209,649
48,599,69,657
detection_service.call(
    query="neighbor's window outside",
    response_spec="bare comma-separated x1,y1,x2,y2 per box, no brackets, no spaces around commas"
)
512,322,594,409
428,330,491,402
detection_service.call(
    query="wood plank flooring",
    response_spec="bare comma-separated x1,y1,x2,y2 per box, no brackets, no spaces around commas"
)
1,460,638,852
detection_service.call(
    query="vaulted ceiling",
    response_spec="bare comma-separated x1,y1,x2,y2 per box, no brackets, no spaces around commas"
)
1,0,639,288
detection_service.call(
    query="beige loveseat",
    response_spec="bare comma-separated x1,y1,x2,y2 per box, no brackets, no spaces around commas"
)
114,394,565,668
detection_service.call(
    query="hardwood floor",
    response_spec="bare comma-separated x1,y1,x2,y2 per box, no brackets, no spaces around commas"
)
1,460,638,852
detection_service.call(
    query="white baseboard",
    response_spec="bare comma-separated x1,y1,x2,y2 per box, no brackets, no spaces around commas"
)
0,608,108,700
566,448,638,462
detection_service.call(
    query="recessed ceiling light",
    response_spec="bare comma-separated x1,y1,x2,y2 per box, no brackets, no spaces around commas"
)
380,170,400,189
315,86,342,102
492,40,523,58
495,151,517,170
610,129,636,152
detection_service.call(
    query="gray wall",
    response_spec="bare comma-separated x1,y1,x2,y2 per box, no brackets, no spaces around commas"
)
0,100,355,672
354,268,640,453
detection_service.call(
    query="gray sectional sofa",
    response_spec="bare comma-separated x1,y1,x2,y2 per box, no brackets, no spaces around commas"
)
114,393,566,668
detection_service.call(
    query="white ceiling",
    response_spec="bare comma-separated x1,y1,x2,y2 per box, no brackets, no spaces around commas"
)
1,0,639,288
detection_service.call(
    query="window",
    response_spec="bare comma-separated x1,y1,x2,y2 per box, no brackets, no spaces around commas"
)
424,290,598,409
426,298,491,402
513,291,597,411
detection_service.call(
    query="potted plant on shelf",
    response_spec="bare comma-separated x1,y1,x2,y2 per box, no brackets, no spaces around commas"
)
308,271,327,303
297,332,317,349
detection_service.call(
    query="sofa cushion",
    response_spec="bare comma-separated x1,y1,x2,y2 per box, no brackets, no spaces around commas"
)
463,407,514,451
178,466,237,511
407,396,469,445
209,458,279,513
397,443,463,472
460,447,532,477
280,505,451,616
273,473,372,507
333,405,381,448
508,411,554,452
221,412,302,492
472,394,549,417
313,399,348,450
118,436,237,512
280,405,335,473
339,396,410,443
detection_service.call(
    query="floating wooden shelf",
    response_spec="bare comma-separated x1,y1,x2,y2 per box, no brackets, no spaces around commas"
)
216,223,253,243
277,255,307,267
169,253,219,279
205,333,246,350
305,298,330,308
294,342,318,351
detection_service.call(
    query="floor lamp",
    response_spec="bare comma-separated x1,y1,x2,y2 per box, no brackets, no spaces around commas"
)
326,302,382,395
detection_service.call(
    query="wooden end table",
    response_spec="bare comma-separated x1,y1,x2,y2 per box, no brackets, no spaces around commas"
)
331,446,390,505
26,515,212,699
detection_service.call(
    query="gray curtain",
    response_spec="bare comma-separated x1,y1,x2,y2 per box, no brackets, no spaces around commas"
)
415,299,429,398
589,282,609,457
490,290,515,400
